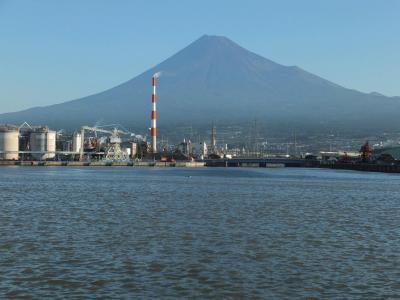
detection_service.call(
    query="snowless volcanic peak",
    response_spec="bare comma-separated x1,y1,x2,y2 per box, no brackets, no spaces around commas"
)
1,35,400,131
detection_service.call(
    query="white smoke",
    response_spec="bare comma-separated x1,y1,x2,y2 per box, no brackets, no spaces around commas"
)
93,119,103,128
153,71,162,78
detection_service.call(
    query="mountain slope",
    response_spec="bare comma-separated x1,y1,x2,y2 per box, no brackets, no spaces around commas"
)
1,35,399,132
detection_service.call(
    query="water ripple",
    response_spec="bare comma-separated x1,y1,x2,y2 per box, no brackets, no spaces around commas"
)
0,167,400,298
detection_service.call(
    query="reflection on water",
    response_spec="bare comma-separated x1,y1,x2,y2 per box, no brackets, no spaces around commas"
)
1,167,400,299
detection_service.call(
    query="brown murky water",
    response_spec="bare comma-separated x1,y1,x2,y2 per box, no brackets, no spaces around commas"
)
1,167,400,299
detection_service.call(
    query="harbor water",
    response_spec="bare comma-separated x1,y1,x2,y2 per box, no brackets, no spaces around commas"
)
1,167,400,299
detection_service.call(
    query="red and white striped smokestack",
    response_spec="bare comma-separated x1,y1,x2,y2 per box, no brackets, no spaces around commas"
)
151,75,157,153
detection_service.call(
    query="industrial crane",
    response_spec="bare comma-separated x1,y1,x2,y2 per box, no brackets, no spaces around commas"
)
79,126,129,161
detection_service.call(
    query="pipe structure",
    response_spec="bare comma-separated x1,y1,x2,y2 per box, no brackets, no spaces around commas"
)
151,76,157,153
79,128,85,161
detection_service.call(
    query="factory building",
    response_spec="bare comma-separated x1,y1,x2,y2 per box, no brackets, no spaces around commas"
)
192,141,208,159
0,119,146,162
0,125,19,160
373,145,400,161
320,151,360,162
56,133,72,152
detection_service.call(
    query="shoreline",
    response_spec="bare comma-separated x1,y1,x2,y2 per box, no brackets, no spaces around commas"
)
0,161,206,168
1,160,400,174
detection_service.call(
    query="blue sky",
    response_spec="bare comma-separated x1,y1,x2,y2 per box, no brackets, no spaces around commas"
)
0,0,399,113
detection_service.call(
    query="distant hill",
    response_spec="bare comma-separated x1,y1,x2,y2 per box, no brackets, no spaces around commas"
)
1,35,399,133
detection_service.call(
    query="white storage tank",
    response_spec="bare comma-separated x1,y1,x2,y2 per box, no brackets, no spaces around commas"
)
46,130,56,159
72,132,82,153
0,125,19,160
30,127,57,160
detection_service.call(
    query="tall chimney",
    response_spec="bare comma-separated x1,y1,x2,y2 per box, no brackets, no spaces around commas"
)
151,76,157,153
211,122,216,152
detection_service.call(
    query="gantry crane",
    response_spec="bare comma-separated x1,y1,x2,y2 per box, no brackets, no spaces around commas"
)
79,126,129,161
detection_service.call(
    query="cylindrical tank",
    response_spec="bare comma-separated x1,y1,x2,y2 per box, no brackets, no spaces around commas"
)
30,127,56,160
131,143,137,159
46,130,56,159
0,125,19,160
72,132,82,153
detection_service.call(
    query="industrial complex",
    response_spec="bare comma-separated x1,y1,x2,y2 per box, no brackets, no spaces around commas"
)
1,74,400,172
0,74,213,165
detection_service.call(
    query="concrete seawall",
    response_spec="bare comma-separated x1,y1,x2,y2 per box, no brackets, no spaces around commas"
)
0,161,206,167
322,163,400,173
0,159,313,168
